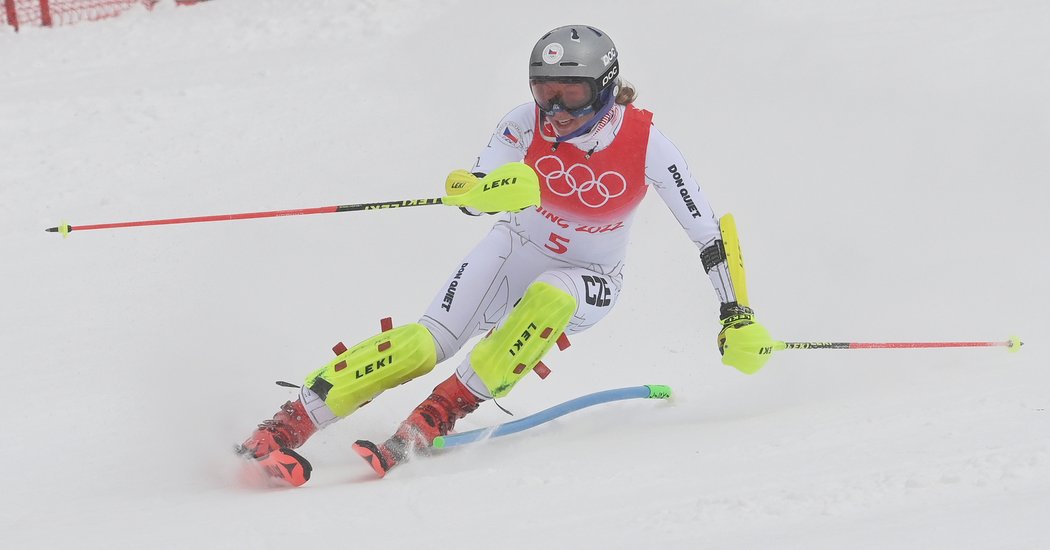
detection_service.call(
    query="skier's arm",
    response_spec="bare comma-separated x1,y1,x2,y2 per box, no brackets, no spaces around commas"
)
645,128,772,374
645,127,735,304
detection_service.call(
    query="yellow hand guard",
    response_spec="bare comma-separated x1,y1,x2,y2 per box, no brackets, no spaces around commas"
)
718,304,774,374
445,169,479,196
717,213,774,374
442,162,541,213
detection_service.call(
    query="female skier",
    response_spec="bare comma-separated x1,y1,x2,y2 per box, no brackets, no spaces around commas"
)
238,25,772,486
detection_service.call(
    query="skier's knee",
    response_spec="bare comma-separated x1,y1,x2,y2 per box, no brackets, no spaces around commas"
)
303,323,438,417
469,281,576,398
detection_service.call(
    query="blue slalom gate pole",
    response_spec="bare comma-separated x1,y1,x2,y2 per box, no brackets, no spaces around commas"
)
432,384,672,449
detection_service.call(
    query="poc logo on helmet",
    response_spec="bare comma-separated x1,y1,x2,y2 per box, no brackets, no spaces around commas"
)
601,48,617,67
601,65,619,87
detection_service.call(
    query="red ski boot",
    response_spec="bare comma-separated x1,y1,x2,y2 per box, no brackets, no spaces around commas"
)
252,447,313,487
237,400,318,487
354,374,481,477
237,400,317,459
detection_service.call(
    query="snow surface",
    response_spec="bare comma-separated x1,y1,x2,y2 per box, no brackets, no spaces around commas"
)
2,1,1048,548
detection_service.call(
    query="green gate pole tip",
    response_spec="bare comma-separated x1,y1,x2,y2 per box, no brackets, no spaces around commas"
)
1008,336,1023,353
646,385,672,399
432,436,446,449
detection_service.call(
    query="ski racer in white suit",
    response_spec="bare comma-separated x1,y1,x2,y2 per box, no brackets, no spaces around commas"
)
426,98,738,396
237,25,772,485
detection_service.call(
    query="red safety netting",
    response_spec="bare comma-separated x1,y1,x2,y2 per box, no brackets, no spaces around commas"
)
1,0,192,31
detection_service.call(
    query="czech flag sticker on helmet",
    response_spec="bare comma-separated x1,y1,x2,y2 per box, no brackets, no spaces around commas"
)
542,43,564,64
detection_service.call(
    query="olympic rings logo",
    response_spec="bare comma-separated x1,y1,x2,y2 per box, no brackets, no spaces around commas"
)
534,155,628,209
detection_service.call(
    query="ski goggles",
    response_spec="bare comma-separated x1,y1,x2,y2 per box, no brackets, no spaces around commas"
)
530,78,599,117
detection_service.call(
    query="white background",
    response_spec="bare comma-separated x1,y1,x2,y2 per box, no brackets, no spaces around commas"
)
1,1,1047,548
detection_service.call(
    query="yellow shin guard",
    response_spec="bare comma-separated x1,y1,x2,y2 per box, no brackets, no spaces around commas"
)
304,323,438,417
470,281,576,398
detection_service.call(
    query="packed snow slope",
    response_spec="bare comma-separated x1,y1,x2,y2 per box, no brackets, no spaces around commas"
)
1,1,1047,548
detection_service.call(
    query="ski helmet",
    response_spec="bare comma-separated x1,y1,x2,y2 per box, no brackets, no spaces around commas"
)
529,25,620,119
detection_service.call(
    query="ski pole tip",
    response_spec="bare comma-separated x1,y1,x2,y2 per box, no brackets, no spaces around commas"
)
46,223,72,237
1008,336,1023,353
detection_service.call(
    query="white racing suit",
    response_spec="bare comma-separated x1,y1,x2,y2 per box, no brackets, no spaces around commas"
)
418,102,736,399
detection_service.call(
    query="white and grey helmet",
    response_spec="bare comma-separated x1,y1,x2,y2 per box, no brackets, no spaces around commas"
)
528,25,620,118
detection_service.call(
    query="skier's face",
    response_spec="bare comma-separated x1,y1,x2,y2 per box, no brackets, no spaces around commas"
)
531,79,594,113
531,78,600,136
546,110,597,137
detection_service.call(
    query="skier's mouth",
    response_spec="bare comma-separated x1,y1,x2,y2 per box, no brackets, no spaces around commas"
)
554,118,576,128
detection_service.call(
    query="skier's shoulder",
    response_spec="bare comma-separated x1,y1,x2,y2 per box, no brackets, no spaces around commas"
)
616,102,667,149
504,101,536,121
490,102,537,151
630,106,693,181
623,102,654,121
499,102,537,131
632,107,683,163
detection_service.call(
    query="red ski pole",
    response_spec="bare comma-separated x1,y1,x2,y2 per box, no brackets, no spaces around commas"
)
44,162,543,237
44,198,444,237
775,337,1023,352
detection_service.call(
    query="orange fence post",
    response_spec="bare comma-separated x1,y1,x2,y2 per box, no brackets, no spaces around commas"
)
39,0,53,27
4,0,18,31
